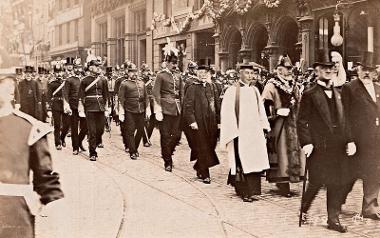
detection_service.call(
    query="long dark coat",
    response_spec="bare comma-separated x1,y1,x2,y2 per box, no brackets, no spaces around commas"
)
342,79,380,181
297,85,353,185
18,79,41,118
182,81,220,170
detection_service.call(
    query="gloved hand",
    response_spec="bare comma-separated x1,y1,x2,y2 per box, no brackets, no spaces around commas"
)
302,144,314,158
346,142,357,156
155,111,163,121
190,122,198,130
277,108,290,117
47,111,52,118
119,114,125,122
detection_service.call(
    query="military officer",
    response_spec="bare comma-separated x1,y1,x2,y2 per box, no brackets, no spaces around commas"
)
64,57,88,155
118,63,150,160
153,42,184,172
79,56,109,161
0,74,64,238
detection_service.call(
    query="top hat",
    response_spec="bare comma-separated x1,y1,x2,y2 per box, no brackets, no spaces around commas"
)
126,63,138,72
106,67,113,74
276,55,293,69
66,57,75,65
197,59,211,70
313,50,335,68
15,68,23,75
357,51,376,70
24,66,34,73
38,67,45,74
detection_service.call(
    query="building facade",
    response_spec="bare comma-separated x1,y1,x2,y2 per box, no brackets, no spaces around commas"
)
49,0,92,63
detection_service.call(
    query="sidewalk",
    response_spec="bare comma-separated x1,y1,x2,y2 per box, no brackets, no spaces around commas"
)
35,137,124,238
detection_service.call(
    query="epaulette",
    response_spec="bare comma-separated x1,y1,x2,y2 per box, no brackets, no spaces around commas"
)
13,110,53,146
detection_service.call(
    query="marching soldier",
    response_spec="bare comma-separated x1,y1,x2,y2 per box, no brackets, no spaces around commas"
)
64,57,88,155
140,63,155,147
47,62,70,150
18,66,42,119
0,74,64,238
79,56,109,161
153,41,184,172
118,63,150,160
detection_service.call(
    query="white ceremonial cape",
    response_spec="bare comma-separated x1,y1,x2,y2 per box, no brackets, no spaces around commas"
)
220,85,270,175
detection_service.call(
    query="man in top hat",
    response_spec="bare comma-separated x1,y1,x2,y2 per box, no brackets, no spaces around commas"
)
262,55,305,197
342,52,380,220
36,67,49,122
118,63,150,160
297,60,356,232
48,61,70,150
182,59,220,184
0,74,64,238
64,57,88,155
79,56,109,161
153,39,184,172
220,62,270,201
18,66,42,119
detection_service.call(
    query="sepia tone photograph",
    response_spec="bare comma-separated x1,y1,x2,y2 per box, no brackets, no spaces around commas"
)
0,0,380,237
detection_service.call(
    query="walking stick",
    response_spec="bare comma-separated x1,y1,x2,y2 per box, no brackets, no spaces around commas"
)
299,160,308,227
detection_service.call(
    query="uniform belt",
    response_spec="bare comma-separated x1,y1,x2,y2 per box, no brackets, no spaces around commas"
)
52,97,63,100
0,182,40,215
86,95,103,98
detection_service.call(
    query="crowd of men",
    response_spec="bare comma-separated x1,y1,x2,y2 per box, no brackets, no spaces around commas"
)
3,40,380,236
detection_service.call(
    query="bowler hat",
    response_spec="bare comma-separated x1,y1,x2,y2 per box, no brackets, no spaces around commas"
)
198,59,211,70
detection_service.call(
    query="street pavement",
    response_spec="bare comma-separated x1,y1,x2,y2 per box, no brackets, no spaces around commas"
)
37,124,380,238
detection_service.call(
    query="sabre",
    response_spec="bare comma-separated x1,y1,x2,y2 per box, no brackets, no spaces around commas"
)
143,126,151,145
299,160,308,227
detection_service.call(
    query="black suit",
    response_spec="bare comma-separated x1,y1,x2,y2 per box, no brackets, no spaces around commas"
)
297,84,352,223
342,79,380,216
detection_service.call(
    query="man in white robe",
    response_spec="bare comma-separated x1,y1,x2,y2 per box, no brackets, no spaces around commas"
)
220,63,271,202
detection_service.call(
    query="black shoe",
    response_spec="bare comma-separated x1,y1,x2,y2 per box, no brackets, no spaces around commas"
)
73,150,79,155
363,212,380,220
130,154,138,160
202,177,211,184
327,221,347,233
90,155,97,161
300,212,310,224
79,144,86,151
97,143,104,148
61,140,66,147
56,145,62,150
165,165,172,172
135,152,139,157
242,196,254,203
143,142,151,147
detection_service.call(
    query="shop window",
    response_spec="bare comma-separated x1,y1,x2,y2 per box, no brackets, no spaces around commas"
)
115,16,125,65
98,22,108,58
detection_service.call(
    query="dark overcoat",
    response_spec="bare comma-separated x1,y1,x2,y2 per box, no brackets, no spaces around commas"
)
47,78,65,112
297,85,353,185
18,79,41,118
341,79,380,181
182,81,220,170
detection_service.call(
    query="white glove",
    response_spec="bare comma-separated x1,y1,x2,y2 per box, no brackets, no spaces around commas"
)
155,111,163,121
104,110,110,117
146,108,152,120
119,114,125,122
302,144,314,158
277,108,290,117
15,104,21,110
79,110,86,118
346,142,357,156
190,122,198,130
47,111,52,118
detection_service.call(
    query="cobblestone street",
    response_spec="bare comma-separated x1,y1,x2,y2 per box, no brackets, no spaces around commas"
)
39,124,380,238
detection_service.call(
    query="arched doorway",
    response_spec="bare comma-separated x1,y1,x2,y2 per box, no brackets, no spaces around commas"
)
277,17,300,63
248,24,269,68
227,29,242,69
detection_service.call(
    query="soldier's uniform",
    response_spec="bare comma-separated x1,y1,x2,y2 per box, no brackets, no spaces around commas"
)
79,62,109,160
140,64,155,146
64,58,88,154
114,67,129,151
0,76,64,238
153,67,183,171
47,68,70,149
118,63,149,159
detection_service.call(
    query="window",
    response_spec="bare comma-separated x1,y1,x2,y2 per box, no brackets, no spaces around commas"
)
66,22,70,43
98,22,108,58
318,17,329,50
59,24,63,45
58,0,62,11
134,10,146,33
164,0,172,18
115,16,125,65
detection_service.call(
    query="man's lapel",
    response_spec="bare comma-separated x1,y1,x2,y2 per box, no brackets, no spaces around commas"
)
312,86,333,132
354,79,378,108
333,87,344,128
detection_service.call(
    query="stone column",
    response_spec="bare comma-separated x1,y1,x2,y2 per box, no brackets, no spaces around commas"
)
264,44,279,72
298,16,314,69
107,38,117,66
213,24,221,71
219,52,229,73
